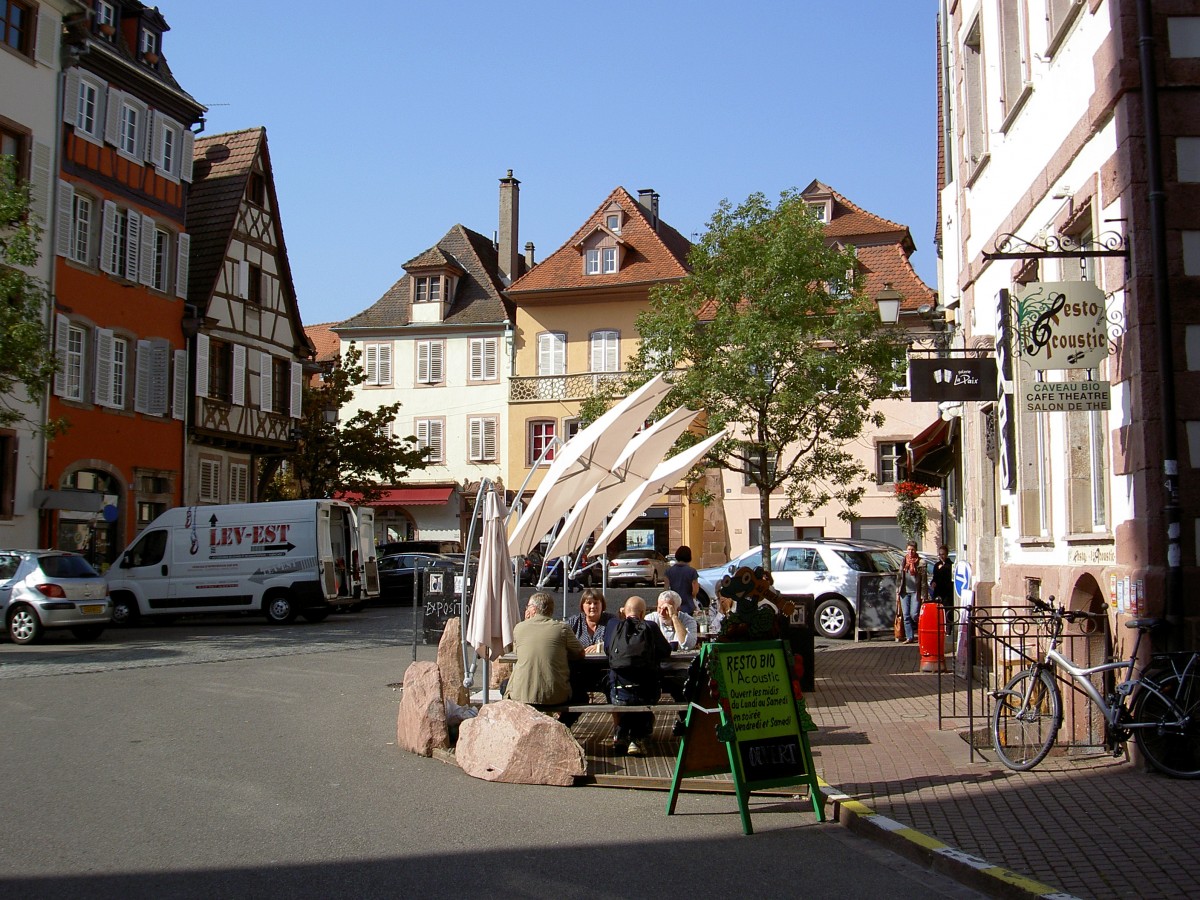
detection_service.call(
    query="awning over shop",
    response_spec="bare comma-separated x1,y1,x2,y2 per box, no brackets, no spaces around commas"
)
33,490,106,512
906,417,958,488
339,487,455,507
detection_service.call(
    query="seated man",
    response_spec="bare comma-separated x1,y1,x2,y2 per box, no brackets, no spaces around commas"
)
604,596,671,756
504,592,585,724
646,590,698,651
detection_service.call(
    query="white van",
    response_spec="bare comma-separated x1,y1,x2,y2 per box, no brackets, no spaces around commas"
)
106,500,379,625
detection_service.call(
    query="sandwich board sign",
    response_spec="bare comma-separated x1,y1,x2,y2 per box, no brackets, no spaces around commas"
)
666,639,822,834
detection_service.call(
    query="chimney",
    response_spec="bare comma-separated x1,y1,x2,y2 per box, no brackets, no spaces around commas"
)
498,170,520,285
524,241,536,269
637,188,659,231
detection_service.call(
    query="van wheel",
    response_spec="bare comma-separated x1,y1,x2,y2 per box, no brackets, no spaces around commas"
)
815,597,854,640
264,593,297,625
110,594,140,627
301,608,331,623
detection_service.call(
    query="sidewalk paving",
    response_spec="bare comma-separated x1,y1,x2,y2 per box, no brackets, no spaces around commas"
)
806,639,1200,900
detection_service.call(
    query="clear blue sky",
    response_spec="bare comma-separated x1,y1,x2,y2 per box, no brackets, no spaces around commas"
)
164,1,939,327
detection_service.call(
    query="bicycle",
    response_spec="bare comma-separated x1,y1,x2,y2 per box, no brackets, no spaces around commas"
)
991,596,1200,777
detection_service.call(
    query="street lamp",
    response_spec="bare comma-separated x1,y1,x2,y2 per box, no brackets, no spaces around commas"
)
875,283,902,325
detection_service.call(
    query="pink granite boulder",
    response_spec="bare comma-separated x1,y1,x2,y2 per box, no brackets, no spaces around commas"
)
396,661,449,756
437,617,469,706
455,699,585,786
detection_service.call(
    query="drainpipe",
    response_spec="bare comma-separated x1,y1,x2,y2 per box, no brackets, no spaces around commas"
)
1136,0,1181,650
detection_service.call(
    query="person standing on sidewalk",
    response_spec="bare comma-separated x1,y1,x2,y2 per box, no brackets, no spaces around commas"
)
931,544,953,613
897,541,926,644
665,545,701,614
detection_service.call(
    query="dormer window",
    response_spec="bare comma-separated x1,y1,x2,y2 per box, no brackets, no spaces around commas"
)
807,199,832,223
95,1,116,39
140,27,159,64
248,172,266,206
415,275,442,303
585,249,600,275
606,214,620,232
602,248,617,273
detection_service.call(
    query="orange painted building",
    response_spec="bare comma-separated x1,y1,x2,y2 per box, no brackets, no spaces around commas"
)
44,2,204,567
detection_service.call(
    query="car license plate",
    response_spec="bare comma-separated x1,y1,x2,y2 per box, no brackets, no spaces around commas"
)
80,604,105,615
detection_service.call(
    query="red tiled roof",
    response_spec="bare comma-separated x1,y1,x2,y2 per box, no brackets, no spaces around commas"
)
856,243,936,312
304,323,341,363
507,187,691,295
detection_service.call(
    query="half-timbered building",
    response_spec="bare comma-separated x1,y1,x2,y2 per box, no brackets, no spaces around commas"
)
47,1,204,566
184,127,311,505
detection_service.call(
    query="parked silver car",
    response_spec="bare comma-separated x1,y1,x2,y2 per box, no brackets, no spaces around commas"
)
698,540,901,640
0,550,111,644
607,548,669,587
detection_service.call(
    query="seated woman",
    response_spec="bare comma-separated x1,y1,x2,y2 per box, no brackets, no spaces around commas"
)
566,588,615,700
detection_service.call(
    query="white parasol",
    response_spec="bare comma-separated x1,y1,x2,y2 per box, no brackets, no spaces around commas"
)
544,406,699,560
465,487,521,665
587,430,729,555
507,373,671,557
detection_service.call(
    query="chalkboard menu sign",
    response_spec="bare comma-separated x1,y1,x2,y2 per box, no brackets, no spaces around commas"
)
667,639,823,834
420,569,462,644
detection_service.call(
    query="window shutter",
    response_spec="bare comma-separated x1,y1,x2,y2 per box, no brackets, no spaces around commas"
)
175,232,190,298
429,343,442,383
133,339,152,413
35,8,59,66
430,421,443,462
378,343,392,385
103,87,122,146
416,419,429,450
364,344,378,384
93,327,115,408
469,418,482,460
289,361,302,419
484,419,497,461
470,339,483,381
237,260,249,299
139,214,155,285
259,351,273,411
416,342,428,383
231,343,246,406
538,333,551,375
62,69,80,125
124,209,140,281
55,180,75,257
195,333,209,396
591,334,603,372
99,200,117,274
149,110,164,167
172,348,187,420
30,142,51,226
180,129,194,183
54,314,69,397
484,338,497,380
149,340,170,415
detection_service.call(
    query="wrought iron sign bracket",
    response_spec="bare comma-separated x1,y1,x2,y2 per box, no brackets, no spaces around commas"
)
982,230,1128,261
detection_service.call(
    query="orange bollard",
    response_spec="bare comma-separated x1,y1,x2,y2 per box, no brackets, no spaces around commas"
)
918,600,948,672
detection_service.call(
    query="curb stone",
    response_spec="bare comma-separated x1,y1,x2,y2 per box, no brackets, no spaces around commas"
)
819,781,1081,900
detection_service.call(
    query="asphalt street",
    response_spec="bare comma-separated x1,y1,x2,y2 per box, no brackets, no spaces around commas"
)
0,606,982,899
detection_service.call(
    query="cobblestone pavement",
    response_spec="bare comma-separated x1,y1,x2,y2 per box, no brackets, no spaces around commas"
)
807,640,1200,900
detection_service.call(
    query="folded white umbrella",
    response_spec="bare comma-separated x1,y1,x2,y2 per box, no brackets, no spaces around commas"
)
465,488,521,663
587,430,729,555
507,373,671,557
544,406,699,560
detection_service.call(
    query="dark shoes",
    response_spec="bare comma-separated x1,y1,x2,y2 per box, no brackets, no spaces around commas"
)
611,738,629,756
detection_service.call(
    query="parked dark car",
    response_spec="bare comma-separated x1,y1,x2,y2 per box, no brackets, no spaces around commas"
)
376,553,458,605
538,556,598,590
518,551,544,587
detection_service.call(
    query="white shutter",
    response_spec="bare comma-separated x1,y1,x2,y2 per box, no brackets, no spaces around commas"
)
539,333,564,375
469,418,482,461
606,333,618,372
103,87,122,146
484,419,497,461
259,351,273,411
364,344,378,384
484,338,497,380
99,200,117,274
378,343,392,385
55,180,75,257
172,348,187,420
30,141,51,226
429,342,443,383
415,342,428,383
591,334,603,372
430,420,443,462
62,69,80,125
237,259,249,299
124,209,140,281
150,340,170,415
289,361,302,418
139,214,155,285
195,333,209,396
180,129,195,183
133,339,152,413
35,9,59,67
149,110,163,166
93,327,115,408
175,232,190,299
231,343,246,406
470,339,483,381
416,419,429,449
54,314,69,397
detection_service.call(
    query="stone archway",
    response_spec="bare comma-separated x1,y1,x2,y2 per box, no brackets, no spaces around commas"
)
57,463,126,571
1063,571,1109,747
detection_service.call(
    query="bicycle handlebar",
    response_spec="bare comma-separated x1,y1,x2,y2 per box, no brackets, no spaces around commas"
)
1028,595,1106,626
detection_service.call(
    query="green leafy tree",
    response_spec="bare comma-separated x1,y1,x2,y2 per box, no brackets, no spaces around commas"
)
630,190,905,571
0,155,61,434
261,343,428,501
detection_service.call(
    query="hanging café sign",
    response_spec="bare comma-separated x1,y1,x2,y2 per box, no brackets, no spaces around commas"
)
1015,280,1111,412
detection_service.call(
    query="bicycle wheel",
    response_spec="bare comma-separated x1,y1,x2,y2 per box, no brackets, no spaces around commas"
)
1133,669,1200,778
992,668,1062,771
